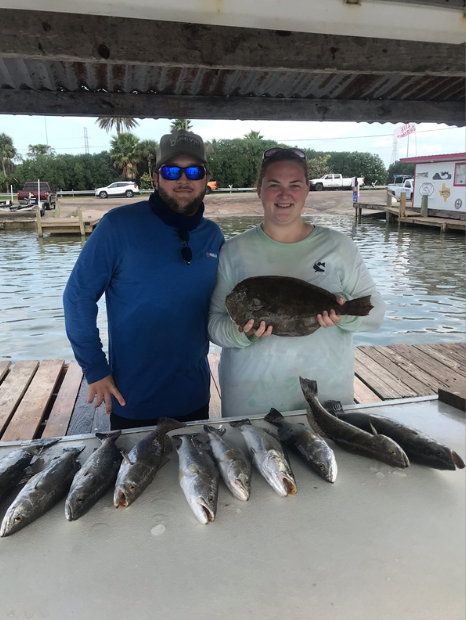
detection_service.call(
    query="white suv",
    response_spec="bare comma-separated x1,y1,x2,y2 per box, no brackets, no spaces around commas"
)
95,181,140,199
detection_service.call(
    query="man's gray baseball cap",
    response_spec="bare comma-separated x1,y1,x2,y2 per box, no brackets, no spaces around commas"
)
156,130,207,169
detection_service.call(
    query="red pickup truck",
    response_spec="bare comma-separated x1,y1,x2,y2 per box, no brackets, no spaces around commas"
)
17,182,57,210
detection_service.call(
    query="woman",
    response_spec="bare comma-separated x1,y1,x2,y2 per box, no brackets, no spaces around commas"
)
208,148,385,417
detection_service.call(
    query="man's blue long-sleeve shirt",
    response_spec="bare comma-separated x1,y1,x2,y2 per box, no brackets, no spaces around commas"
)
63,200,224,420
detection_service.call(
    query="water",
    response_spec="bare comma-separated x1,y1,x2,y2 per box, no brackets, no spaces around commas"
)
0,214,464,362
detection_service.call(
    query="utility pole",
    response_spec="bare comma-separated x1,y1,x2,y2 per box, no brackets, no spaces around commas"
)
84,128,89,154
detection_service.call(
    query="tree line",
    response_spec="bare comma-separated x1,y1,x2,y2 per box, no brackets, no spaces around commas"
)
0,120,414,193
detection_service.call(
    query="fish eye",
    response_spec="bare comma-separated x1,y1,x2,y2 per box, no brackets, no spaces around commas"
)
129,485,136,491
77,497,83,504
318,463,325,471
14,515,23,523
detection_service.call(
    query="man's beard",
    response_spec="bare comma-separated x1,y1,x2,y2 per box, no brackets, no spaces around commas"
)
158,185,205,216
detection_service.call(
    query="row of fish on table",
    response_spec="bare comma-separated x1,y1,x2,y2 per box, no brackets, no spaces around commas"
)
0,377,464,535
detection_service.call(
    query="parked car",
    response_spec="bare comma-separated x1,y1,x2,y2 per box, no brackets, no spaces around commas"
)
309,174,365,191
17,182,57,210
387,176,414,201
206,180,218,194
95,181,140,199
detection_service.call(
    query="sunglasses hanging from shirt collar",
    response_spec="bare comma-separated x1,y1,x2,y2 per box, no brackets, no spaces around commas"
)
177,229,193,265
159,165,206,181
262,147,307,160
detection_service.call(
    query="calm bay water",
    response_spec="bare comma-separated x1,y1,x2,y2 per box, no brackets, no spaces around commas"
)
0,214,465,362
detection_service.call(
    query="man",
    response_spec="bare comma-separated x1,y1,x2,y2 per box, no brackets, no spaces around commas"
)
63,130,224,430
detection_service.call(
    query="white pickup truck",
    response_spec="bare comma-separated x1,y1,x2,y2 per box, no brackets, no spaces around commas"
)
387,176,414,201
309,174,365,191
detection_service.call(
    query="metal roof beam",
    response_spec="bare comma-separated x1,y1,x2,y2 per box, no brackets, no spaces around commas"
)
0,90,463,125
0,9,464,77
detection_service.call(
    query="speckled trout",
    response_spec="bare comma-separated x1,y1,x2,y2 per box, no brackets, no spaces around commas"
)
0,447,84,537
230,419,297,497
323,399,465,471
264,408,337,483
114,418,185,508
204,425,251,501
65,430,122,521
299,377,410,468
172,433,220,524
0,438,60,504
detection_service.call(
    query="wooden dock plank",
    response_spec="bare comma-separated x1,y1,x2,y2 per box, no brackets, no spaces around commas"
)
0,361,39,437
42,360,83,438
360,345,433,396
0,361,11,383
2,360,64,441
388,344,458,389
66,377,107,436
353,376,382,404
439,343,466,366
354,348,418,399
413,344,466,377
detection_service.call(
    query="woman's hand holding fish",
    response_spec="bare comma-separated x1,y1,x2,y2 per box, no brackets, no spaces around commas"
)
239,319,273,339
88,374,126,414
317,296,345,328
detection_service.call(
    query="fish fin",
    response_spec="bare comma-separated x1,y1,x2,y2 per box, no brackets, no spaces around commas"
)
230,418,251,428
120,448,133,465
203,424,226,436
305,410,328,438
369,423,378,435
343,295,373,317
452,451,465,469
96,430,122,442
260,426,281,442
264,408,284,424
322,400,344,417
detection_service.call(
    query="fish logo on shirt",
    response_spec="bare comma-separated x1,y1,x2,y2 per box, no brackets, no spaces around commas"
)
206,252,218,258
313,261,326,273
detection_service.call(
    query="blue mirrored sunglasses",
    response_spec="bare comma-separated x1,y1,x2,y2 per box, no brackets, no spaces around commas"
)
262,147,306,160
159,165,206,181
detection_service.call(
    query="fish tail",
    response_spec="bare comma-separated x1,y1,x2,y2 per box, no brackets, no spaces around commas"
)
321,400,344,416
299,377,318,399
264,408,284,424
96,430,122,442
230,419,252,428
342,295,373,317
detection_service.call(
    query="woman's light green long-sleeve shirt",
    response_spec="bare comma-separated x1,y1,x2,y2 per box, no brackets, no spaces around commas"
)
208,224,386,417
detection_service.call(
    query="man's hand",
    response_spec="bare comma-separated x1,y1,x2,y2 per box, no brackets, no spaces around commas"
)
88,374,126,415
239,319,273,339
317,295,345,328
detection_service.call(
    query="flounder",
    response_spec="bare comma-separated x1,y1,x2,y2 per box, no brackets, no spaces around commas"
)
225,275,373,337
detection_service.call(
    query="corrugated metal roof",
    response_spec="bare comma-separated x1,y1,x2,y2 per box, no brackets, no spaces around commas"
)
1,59,463,103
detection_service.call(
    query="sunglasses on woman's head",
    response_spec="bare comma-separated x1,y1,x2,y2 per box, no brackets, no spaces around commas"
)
159,165,206,181
262,148,306,160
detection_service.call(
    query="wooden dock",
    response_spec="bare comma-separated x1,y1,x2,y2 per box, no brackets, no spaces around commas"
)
0,343,464,443
354,201,466,232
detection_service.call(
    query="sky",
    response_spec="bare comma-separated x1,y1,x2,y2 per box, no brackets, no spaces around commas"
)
1,115,465,169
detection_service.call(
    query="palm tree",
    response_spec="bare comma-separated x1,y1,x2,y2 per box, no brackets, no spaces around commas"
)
0,133,16,178
170,119,193,133
136,139,159,182
110,133,141,179
27,144,55,157
96,117,140,135
244,130,264,140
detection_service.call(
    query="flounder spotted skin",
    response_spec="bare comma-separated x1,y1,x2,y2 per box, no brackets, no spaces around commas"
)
225,275,373,337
